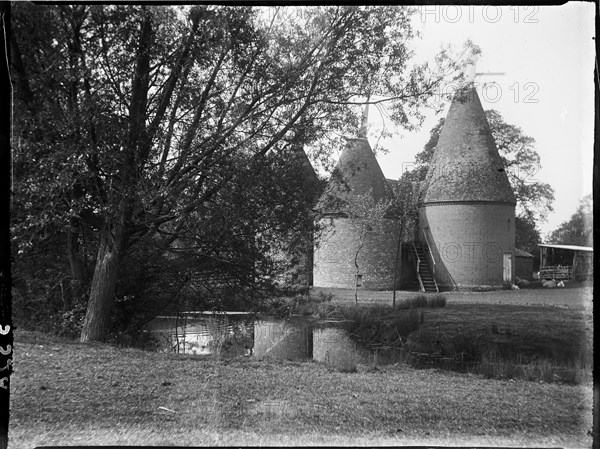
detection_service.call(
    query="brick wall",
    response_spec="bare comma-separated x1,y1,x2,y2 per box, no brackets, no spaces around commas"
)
419,203,515,289
313,216,402,290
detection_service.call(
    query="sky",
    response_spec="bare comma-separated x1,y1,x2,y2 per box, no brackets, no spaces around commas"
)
357,3,595,239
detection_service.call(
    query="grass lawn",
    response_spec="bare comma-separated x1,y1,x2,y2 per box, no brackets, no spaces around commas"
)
310,281,593,308
10,285,593,448
294,285,593,382
11,329,593,448
406,301,592,382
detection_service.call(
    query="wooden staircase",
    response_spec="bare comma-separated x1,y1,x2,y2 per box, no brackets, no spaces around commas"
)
410,241,439,293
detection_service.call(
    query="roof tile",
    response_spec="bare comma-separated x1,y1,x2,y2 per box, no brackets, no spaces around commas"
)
319,138,393,213
422,87,516,204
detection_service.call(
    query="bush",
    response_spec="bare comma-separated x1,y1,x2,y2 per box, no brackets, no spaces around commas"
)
392,309,424,338
340,305,424,348
398,294,446,310
52,306,87,339
312,291,335,303
108,329,163,351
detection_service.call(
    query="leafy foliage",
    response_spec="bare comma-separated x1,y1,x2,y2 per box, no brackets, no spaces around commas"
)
388,174,421,242
344,192,393,278
515,215,542,260
12,5,472,341
547,194,592,247
485,110,555,223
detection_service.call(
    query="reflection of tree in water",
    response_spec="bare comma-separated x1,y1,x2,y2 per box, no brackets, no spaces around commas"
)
153,315,413,365
219,319,255,357
166,315,255,356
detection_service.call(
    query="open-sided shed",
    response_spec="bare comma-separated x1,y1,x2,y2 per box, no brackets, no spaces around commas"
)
537,243,593,281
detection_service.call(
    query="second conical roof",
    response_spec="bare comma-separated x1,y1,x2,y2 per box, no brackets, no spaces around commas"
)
422,86,516,204
319,138,393,214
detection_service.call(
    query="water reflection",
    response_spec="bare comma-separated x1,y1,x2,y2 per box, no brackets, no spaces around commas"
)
253,319,312,360
313,321,357,362
313,321,365,371
146,313,365,366
146,313,254,356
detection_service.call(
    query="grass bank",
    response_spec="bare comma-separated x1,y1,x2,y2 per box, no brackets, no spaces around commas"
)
273,287,592,384
11,332,593,448
405,302,593,384
309,282,593,308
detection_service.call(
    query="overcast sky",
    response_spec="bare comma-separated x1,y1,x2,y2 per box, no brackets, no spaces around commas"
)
361,3,595,239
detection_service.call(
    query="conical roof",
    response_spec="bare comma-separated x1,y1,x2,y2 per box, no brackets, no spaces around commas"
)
422,86,516,204
280,130,322,209
283,125,318,183
318,138,393,214
290,141,318,184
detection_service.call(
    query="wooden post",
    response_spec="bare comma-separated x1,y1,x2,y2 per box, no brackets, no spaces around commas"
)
392,228,403,310
354,274,362,305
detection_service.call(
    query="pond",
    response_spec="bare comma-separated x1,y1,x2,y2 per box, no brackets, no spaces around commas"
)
144,312,385,368
144,308,591,382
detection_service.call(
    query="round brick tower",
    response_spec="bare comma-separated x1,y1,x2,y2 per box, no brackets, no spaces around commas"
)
313,138,401,290
285,132,321,287
419,86,516,290
272,127,322,287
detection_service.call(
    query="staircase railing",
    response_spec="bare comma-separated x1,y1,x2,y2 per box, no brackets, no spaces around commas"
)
422,230,439,293
411,241,425,293
422,230,436,277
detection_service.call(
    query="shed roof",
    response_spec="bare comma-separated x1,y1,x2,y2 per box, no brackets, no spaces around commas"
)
422,86,516,205
318,138,393,214
515,248,534,258
538,243,593,252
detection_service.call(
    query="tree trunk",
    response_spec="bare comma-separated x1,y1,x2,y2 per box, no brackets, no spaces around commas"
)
67,216,86,309
80,230,122,342
80,11,151,343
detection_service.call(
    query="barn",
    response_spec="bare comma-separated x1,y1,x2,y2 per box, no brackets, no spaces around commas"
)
538,243,593,281
515,248,535,280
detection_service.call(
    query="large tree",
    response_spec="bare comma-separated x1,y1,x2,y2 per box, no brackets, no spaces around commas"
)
547,194,593,247
11,5,471,342
408,109,554,254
